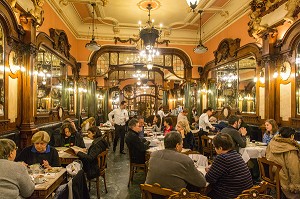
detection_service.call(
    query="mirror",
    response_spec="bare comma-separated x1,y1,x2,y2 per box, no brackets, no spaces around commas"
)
78,78,88,114
296,43,300,114
0,25,4,116
36,48,63,113
207,56,257,113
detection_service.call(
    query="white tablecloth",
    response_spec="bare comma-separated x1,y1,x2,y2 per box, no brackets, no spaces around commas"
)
83,137,93,149
239,143,267,163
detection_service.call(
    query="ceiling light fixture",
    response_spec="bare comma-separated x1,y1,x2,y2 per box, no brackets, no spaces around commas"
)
186,0,199,12
194,10,208,54
85,3,101,51
139,4,162,70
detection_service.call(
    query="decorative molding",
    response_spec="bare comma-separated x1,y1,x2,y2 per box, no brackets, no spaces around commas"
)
114,37,170,46
49,28,71,60
30,0,45,26
214,38,241,65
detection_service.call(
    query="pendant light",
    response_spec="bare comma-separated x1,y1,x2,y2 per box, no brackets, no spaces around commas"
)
194,10,208,54
85,3,101,51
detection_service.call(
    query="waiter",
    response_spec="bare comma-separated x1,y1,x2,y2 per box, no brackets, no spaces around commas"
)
108,100,129,154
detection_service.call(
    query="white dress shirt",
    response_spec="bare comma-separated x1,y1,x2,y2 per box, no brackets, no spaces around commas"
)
157,110,168,119
108,108,129,126
199,113,213,132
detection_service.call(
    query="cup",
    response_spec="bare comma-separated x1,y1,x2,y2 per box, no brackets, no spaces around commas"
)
246,136,250,145
34,175,45,184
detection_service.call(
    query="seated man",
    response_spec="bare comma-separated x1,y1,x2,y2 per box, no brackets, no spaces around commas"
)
125,118,150,164
221,115,247,152
145,132,206,192
205,133,253,199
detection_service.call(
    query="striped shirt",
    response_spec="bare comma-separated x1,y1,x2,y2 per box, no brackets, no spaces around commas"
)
205,150,253,199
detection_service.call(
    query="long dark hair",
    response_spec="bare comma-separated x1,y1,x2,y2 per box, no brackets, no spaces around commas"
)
88,126,102,139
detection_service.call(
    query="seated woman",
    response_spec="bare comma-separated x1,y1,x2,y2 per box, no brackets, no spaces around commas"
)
163,117,173,136
52,123,85,148
266,127,300,199
72,126,109,180
16,131,60,168
205,133,253,199
263,119,278,144
81,117,95,132
176,120,195,150
0,139,35,199
152,114,162,132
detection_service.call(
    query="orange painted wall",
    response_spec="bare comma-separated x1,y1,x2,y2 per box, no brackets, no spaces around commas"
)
38,2,78,60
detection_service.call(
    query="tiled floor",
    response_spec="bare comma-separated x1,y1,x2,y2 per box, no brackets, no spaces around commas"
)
89,145,145,199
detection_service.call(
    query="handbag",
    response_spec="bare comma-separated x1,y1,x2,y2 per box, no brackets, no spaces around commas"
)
66,160,83,176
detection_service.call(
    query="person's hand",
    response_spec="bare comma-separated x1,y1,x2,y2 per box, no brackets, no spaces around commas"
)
42,160,51,169
72,148,80,155
240,127,247,136
205,165,211,172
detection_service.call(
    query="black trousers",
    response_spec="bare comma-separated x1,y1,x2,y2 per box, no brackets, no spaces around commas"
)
113,124,126,152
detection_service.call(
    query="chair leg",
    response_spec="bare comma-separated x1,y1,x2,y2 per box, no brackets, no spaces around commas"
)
102,173,108,193
128,165,133,187
96,177,100,199
88,181,91,191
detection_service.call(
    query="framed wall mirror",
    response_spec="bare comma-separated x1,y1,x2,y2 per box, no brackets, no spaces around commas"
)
0,25,4,116
296,43,300,114
35,48,64,113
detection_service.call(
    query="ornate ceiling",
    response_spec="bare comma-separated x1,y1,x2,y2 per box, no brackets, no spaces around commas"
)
18,0,252,45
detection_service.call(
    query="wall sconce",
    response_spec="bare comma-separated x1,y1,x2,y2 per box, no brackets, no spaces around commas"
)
9,51,25,74
273,68,278,78
259,68,265,83
280,61,291,81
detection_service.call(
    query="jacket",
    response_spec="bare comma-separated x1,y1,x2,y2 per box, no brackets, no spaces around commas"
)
266,136,300,198
77,137,108,180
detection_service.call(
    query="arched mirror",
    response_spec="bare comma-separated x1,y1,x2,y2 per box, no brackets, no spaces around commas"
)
35,48,64,113
0,25,4,116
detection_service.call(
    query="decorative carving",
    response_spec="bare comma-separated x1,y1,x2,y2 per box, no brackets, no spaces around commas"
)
114,37,170,46
214,38,241,65
49,28,71,60
72,62,81,81
30,0,45,26
284,0,300,22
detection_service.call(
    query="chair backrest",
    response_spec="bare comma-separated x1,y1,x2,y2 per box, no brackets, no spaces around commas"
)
257,157,281,199
140,183,176,199
201,135,214,159
242,181,269,194
168,188,211,199
97,149,108,171
236,189,274,199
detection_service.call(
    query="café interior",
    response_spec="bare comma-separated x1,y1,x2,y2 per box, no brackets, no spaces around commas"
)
0,0,300,198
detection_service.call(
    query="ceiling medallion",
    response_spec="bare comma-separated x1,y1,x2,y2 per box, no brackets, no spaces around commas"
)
137,0,161,12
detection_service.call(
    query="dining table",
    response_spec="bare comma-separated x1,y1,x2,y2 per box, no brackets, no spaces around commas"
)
29,168,67,199
55,147,79,165
239,142,267,163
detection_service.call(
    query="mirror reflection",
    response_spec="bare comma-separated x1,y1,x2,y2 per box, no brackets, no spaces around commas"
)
36,48,63,113
296,43,300,114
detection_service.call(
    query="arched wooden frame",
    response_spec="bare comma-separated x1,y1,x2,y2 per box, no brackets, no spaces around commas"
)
278,20,300,126
202,39,262,124
88,45,192,80
0,1,24,130
35,30,79,122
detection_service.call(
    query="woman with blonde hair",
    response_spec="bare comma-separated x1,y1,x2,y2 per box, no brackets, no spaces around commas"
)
16,131,60,168
263,119,279,144
176,120,195,150
81,117,95,132
0,139,35,198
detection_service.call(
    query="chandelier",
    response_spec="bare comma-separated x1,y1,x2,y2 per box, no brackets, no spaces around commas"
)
138,4,162,70
85,3,101,51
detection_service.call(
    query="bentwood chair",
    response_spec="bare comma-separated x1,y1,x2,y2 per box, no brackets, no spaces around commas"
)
236,189,274,199
127,147,147,187
88,149,109,199
242,181,269,194
168,188,211,199
201,135,215,160
140,183,176,199
257,157,282,199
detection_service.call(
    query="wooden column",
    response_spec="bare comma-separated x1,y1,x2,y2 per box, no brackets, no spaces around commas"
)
19,17,38,149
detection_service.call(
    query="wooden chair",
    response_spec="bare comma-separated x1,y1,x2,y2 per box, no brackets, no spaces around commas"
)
88,149,108,199
140,183,176,199
201,135,215,160
168,188,211,199
242,181,269,194
192,131,200,151
257,157,282,199
236,189,274,199
127,147,147,187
